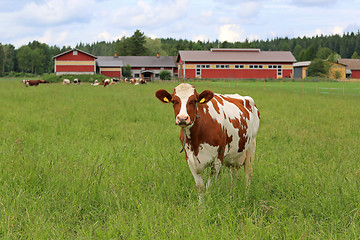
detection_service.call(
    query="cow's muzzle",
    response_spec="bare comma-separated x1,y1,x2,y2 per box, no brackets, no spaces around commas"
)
176,115,190,127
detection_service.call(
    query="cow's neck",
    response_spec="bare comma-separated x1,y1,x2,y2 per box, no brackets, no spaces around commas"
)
183,114,202,152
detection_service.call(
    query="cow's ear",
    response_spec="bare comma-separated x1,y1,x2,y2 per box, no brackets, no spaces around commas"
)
155,89,172,103
198,90,214,104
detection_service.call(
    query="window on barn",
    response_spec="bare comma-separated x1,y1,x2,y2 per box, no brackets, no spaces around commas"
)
73,50,78,55
135,74,140,78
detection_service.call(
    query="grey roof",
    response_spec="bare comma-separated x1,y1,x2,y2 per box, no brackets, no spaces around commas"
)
293,61,311,67
53,48,97,59
96,56,176,67
338,59,360,70
96,57,123,67
178,49,296,63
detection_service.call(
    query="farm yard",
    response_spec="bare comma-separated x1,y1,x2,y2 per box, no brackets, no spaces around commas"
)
0,79,359,239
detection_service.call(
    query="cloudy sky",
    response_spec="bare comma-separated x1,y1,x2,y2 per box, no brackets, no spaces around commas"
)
1,0,359,48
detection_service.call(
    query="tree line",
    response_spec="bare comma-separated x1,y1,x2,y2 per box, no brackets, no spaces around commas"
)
1,29,360,77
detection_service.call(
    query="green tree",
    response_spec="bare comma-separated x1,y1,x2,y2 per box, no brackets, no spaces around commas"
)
328,52,341,62
351,51,360,59
130,30,147,56
16,45,45,74
122,64,132,78
16,45,32,73
316,47,332,59
0,43,4,76
145,38,167,56
303,44,317,60
307,59,331,77
292,44,303,60
115,37,131,56
3,44,16,72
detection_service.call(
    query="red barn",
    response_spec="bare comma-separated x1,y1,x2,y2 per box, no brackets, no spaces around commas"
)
338,59,360,79
53,48,97,75
177,48,296,80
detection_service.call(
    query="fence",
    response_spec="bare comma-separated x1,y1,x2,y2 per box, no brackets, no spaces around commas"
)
173,79,360,97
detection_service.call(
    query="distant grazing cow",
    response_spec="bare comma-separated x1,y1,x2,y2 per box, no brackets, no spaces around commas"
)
73,78,80,85
63,79,71,85
39,79,48,84
91,80,99,86
155,83,260,201
24,80,41,87
103,79,110,87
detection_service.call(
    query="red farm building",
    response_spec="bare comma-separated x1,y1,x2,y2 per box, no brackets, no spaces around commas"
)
177,48,296,79
96,54,177,80
53,48,97,75
337,59,360,79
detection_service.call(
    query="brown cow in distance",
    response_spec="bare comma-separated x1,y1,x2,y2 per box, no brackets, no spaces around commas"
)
23,80,41,87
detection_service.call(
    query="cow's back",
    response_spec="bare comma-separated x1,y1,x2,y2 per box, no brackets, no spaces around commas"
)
202,93,259,164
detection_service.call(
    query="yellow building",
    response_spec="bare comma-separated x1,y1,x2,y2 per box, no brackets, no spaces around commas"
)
293,60,346,80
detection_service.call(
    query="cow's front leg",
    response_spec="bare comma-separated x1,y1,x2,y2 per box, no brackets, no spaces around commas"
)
187,158,205,203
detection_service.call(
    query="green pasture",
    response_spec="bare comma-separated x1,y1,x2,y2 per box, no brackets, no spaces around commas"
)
0,79,359,239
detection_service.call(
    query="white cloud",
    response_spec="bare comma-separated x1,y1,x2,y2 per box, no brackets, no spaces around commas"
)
291,0,337,7
332,26,344,35
218,24,245,42
20,0,97,25
235,2,261,18
111,0,190,29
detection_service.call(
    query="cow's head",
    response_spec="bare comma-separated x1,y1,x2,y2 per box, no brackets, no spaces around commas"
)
156,83,214,128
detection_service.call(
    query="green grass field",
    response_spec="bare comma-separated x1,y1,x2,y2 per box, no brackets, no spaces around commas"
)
0,79,359,239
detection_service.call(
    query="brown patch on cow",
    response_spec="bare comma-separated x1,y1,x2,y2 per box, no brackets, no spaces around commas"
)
214,95,224,106
187,103,228,157
237,116,248,153
245,99,252,112
25,80,41,86
211,98,221,114
221,95,250,120
228,116,248,153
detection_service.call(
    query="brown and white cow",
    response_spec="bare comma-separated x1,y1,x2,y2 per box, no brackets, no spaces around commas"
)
156,83,260,200
24,80,41,87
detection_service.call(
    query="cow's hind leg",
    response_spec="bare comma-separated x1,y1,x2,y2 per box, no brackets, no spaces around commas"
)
206,158,221,190
244,138,256,187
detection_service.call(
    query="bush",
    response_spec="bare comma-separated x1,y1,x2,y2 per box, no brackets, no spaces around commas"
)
159,70,172,80
122,64,132,78
308,59,331,77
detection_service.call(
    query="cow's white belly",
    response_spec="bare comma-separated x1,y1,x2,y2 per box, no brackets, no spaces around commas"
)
186,136,249,174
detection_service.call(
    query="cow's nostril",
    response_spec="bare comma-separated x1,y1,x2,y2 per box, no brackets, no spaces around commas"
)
177,115,190,125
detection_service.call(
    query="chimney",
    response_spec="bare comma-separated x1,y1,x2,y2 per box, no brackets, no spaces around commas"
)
156,52,160,58
114,51,118,58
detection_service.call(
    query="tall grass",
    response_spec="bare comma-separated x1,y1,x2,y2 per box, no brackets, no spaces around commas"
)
0,80,359,239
